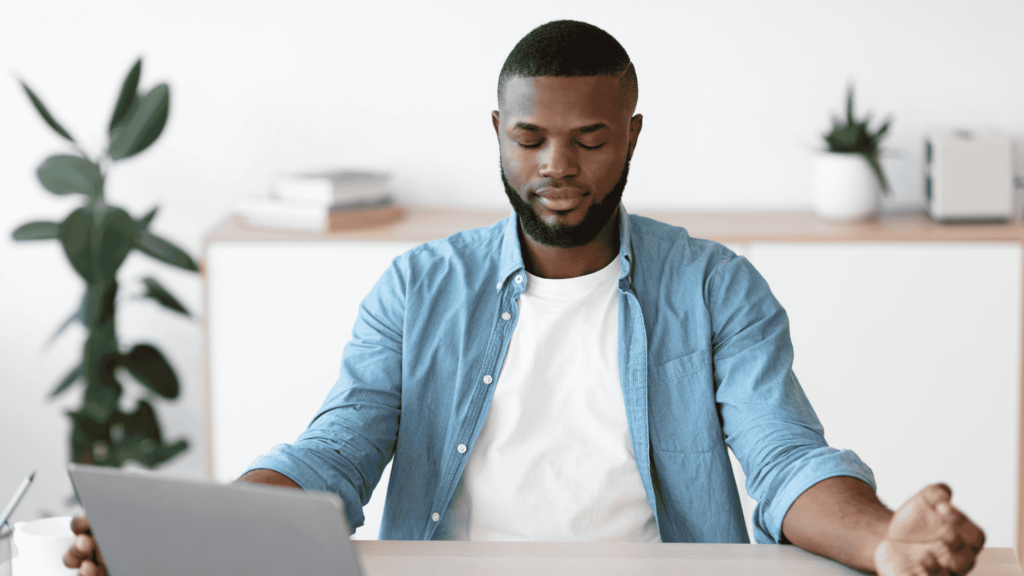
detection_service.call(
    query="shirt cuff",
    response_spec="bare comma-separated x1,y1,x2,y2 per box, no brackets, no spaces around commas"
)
758,448,877,544
244,443,366,534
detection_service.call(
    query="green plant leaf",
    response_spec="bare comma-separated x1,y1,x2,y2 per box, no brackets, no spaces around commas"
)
873,118,891,144
152,439,189,465
136,229,198,271
110,99,138,145
118,401,160,440
94,206,139,284
863,152,890,195
76,328,121,432
138,206,158,229
141,277,190,317
109,400,188,468
846,84,854,125
121,344,179,398
21,81,75,142
82,283,118,329
47,298,84,346
68,409,111,464
51,363,83,396
37,155,102,198
110,59,142,132
61,206,139,285
80,356,122,423
109,84,169,160
60,207,97,282
13,221,60,241
832,124,861,150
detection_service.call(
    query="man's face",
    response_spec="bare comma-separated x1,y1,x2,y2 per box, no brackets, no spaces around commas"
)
493,76,640,248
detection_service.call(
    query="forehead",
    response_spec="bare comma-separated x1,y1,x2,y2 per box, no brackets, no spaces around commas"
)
500,75,627,129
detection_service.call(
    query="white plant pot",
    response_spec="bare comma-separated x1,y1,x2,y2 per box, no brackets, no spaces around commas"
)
810,152,881,221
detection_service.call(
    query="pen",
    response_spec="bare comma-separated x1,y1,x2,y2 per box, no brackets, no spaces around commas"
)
0,470,35,529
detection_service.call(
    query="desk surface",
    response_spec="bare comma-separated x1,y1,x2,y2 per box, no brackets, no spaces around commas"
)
351,541,1022,576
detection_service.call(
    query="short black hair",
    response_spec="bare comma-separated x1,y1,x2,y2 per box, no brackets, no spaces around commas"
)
498,20,638,113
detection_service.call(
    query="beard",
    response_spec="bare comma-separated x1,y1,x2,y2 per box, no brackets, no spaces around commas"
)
500,157,630,249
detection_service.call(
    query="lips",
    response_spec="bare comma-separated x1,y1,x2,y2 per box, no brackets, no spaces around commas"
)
535,187,587,211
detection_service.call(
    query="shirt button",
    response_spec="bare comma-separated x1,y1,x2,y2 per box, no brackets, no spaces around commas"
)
496,282,502,290
432,512,440,522
457,444,467,454
514,275,523,284
501,312,511,321
482,375,493,384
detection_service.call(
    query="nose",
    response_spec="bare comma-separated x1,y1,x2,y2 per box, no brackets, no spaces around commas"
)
538,141,579,180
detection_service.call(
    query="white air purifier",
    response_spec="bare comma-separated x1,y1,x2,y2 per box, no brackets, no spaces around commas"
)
923,130,1015,222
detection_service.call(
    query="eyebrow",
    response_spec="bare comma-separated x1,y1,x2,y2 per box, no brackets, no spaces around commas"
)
576,123,609,135
511,122,610,134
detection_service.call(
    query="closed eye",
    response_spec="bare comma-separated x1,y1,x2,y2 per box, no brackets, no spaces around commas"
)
515,140,606,150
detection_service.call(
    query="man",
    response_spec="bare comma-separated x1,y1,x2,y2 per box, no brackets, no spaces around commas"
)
67,20,984,576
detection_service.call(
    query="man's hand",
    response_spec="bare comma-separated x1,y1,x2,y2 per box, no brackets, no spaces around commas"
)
875,484,985,576
63,517,106,576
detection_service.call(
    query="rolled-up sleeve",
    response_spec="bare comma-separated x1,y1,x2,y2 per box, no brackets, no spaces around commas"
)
709,250,875,544
245,255,407,534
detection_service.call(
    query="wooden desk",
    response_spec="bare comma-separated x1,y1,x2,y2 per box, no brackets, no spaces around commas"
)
352,541,1023,576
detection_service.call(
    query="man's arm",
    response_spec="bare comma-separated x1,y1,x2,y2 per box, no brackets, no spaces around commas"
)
782,477,985,575
706,251,984,573
240,255,407,533
237,468,301,489
782,476,891,571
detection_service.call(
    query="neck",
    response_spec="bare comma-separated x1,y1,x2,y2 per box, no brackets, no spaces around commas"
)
519,207,621,279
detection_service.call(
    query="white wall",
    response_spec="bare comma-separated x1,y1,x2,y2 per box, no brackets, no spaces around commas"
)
1,0,1023,524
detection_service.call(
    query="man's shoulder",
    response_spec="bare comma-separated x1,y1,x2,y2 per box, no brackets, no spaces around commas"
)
627,213,736,267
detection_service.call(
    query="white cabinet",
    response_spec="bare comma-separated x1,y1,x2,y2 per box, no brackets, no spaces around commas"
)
207,239,415,539
727,242,1021,548
205,212,1023,548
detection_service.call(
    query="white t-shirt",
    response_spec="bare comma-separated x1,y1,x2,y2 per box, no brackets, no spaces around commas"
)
450,257,660,542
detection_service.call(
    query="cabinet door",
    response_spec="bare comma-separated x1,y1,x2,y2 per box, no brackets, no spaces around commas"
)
731,242,1021,548
207,240,416,538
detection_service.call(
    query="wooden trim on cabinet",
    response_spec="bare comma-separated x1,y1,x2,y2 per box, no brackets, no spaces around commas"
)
1019,246,1024,569
640,210,1024,243
205,209,1024,246
201,251,214,480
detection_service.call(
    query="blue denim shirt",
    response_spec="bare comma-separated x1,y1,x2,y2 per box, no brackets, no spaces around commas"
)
247,205,875,544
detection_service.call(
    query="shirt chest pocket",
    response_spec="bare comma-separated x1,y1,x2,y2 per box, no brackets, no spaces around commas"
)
647,346,720,453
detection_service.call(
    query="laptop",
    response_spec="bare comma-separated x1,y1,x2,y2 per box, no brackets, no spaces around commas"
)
67,464,363,576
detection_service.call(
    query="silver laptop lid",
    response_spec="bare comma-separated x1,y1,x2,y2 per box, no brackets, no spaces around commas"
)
68,464,362,576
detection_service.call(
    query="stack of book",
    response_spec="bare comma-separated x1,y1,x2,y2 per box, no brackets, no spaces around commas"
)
235,170,405,231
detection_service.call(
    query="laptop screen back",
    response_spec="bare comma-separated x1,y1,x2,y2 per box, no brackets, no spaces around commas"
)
68,464,362,576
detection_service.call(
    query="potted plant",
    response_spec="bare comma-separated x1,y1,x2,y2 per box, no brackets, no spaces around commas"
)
811,84,893,220
13,59,196,469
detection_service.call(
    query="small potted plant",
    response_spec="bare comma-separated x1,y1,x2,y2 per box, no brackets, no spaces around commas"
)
811,84,893,220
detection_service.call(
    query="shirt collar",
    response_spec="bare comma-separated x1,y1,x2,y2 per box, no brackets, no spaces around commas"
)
497,204,634,287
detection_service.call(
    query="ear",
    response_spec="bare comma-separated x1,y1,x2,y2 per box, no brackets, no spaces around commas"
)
627,113,643,160
492,110,501,143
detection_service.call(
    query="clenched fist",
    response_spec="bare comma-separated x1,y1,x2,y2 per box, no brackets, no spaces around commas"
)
875,484,985,576
63,517,106,576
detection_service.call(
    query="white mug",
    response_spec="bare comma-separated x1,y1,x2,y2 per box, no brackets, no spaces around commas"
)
13,516,78,574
